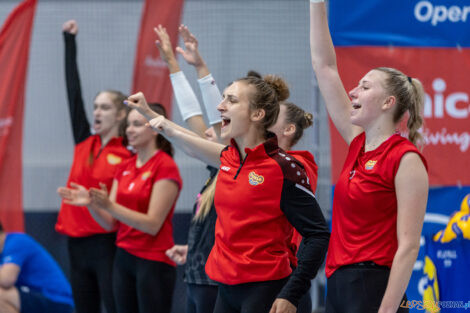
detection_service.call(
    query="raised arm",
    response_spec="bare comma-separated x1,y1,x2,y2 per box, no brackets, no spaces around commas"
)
126,92,224,167
154,25,207,137
90,178,179,236
378,153,428,313
63,20,91,144
177,25,222,135
310,2,362,144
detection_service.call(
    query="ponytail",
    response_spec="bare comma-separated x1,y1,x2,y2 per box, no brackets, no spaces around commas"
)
375,67,425,148
193,174,218,222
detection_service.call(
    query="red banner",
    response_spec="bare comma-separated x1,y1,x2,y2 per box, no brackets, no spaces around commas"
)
330,47,470,186
131,0,185,115
0,0,37,231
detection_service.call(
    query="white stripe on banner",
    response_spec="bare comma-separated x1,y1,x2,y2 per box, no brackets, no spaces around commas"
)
424,213,450,225
295,184,315,199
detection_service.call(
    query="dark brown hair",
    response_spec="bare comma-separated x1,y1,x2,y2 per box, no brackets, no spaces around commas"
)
282,101,314,146
149,103,174,157
237,71,290,138
374,67,425,147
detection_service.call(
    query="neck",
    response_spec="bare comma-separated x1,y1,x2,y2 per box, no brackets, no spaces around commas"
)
363,117,396,152
277,135,292,151
234,126,266,158
135,142,158,167
100,129,119,147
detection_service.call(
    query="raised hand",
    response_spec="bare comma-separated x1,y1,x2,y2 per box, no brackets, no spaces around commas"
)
57,182,90,206
62,19,78,35
89,183,112,211
148,115,171,135
176,25,204,68
125,92,160,121
154,24,177,66
165,245,188,265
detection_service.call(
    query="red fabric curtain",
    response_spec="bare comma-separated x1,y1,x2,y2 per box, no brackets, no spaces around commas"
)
131,0,185,116
0,0,37,231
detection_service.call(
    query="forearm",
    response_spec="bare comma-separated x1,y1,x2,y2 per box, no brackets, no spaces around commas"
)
278,182,330,306
378,244,420,313
195,62,210,79
0,266,18,289
166,57,181,74
161,126,223,167
170,71,205,132
309,2,337,70
87,206,116,231
107,202,164,236
185,116,208,138
198,74,222,126
64,32,90,144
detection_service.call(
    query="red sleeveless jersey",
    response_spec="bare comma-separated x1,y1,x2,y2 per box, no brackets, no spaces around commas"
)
325,133,427,277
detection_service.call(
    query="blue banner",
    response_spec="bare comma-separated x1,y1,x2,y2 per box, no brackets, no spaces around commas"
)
329,0,470,47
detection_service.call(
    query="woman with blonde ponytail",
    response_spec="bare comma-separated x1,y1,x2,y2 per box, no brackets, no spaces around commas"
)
310,1,429,313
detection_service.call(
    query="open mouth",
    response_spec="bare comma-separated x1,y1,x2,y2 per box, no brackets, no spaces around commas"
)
352,103,362,109
221,117,231,128
94,119,102,126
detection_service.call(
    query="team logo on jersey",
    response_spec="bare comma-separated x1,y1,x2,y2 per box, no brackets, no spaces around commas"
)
141,171,152,181
221,166,231,172
107,153,122,165
248,171,264,186
365,160,377,170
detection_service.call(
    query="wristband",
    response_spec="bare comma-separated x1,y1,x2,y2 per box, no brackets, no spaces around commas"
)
310,0,324,3
198,74,222,125
170,71,202,121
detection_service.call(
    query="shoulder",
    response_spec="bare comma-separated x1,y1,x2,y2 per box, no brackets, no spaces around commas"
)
350,132,366,148
75,134,98,148
387,135,428,171
268,149,312,191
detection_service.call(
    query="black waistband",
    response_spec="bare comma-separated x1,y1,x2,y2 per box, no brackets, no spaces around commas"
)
341,261,390,270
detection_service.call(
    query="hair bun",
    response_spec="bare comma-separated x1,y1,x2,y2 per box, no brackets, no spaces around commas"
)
246,70,262,79
263,74,290,101
303,112,314,128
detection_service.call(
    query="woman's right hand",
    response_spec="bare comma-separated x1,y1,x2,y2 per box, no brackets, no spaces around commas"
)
62,20,78,35
166,245,188,265
57,182,90,206
176,25,204,68
125,92,160,121
154,25,177,66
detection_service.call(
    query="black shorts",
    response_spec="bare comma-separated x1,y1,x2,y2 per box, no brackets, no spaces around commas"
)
19,286,74,313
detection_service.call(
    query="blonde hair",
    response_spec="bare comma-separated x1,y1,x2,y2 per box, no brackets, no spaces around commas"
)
193,174,218,222
375,67,425,147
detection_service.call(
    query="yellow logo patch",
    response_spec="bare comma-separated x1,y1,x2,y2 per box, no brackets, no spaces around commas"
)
107,153,122,165
248,171,264,186
365,160,377,170
141,171,152,181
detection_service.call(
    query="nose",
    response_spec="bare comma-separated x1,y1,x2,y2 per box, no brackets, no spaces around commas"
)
348,86,358,99
217,100,226,112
